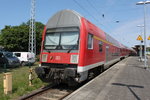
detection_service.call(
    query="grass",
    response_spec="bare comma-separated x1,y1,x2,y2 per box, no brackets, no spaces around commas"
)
0,62,48,100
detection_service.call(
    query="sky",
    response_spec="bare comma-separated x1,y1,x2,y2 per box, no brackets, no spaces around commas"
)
0,0,150,48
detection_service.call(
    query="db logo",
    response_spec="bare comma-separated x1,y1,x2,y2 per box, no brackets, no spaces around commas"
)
50,56,53,60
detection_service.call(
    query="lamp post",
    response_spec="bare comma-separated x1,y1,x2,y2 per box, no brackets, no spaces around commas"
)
137,25,144,60
136,1,150,69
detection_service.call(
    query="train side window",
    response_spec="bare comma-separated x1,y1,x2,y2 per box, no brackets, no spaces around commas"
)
88,34,93,49
99,41,103,52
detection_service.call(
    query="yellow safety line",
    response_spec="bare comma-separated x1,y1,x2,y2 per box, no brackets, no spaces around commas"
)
93,36,113,45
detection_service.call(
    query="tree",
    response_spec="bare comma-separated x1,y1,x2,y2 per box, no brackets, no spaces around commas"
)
0,21,44,54
35,22,44,54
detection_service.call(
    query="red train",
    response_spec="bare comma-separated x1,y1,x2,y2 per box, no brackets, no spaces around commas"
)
35,10,136,85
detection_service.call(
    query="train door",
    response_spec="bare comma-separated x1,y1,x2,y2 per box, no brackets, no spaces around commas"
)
106,46,109,62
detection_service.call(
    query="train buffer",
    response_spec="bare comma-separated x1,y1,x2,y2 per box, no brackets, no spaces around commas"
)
63,56,150,100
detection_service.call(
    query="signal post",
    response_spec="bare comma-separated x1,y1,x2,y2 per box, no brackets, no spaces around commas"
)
137,35,143,61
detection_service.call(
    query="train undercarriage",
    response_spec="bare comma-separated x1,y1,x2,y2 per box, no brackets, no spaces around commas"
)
35,64,80,86
35,63,106,86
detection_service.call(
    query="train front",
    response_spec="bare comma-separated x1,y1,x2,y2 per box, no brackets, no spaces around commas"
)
35,10,82,85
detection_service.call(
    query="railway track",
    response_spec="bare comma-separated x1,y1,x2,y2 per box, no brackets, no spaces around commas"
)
18,60,121,100
18,83,77,100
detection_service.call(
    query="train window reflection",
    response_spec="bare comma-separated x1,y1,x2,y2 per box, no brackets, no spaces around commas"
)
88,34,93,49
45,33,60,45
44,31,79,50
61,32,78,45
99,41,103,52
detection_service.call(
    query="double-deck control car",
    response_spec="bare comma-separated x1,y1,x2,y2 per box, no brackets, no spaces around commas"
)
35,10,136,85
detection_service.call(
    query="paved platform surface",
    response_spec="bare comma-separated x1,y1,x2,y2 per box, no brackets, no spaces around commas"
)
63,57,150,100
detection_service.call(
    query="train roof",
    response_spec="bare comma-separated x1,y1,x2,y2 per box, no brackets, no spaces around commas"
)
46,10,81,29
46,9,132,50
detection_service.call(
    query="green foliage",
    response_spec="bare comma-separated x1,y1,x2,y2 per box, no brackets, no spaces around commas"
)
0,21,44,54
0,63,48,100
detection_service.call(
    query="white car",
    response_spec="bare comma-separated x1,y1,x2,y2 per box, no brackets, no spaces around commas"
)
13,52,35,66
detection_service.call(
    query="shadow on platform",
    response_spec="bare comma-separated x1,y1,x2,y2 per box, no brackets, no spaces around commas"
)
112,83,144,100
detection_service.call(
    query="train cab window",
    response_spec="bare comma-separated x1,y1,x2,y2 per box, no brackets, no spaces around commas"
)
44,30,79,50
99,41,103,52
88,34,93,49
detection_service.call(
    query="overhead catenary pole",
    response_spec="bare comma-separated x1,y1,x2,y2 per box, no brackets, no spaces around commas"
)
29,0,36,55
136,1,150,69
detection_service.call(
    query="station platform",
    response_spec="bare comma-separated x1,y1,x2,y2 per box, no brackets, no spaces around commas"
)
63,57,150,100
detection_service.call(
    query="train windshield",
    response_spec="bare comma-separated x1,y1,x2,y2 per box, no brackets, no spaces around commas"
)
44,31,79,50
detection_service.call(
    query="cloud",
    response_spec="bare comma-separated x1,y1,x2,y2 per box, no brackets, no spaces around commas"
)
111,17,150,47
112,18,143,35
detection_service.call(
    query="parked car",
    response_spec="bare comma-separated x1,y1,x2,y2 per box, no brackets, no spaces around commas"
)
0,51,20,68
13,52,35,66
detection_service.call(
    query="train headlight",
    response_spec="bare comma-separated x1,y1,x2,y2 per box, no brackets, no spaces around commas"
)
70,55,78,63
42,54,48,62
